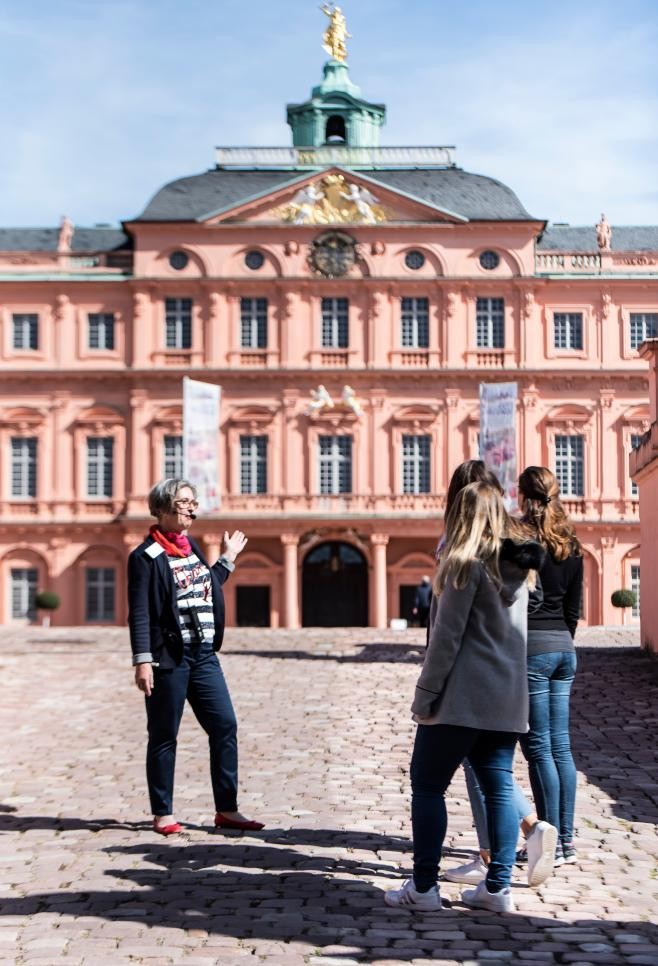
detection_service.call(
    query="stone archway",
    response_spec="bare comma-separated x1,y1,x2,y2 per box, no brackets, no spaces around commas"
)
302,540,368,627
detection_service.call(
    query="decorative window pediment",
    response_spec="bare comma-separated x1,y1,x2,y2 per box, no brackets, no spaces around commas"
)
392,404,439,427
545,404,592,430
230,405,277,427
1,406,46,430
75,405,124,431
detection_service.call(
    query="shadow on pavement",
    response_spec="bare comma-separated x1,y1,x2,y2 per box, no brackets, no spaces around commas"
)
0,813,150,834
236,642,425,663
1,840,656,963
571,645,658,824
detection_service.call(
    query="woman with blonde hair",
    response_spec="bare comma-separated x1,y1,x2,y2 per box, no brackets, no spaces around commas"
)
385,481,544,914
517,466,583,865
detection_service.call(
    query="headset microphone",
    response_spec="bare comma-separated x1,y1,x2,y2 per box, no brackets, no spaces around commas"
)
189,512,197,520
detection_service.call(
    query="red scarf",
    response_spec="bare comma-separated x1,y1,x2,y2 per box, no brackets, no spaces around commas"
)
149,525,192,559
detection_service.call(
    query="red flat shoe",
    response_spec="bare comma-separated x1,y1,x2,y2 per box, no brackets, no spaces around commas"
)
153,819,183,836
214,812,264,831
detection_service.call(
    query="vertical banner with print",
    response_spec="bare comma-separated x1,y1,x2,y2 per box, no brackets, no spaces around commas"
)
479,381,518,510
183,377,221,512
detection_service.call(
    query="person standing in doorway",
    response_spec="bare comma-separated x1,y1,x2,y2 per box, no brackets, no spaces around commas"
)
412,575,432,627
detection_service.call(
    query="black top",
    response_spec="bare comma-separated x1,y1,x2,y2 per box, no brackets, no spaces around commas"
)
527,549,583,640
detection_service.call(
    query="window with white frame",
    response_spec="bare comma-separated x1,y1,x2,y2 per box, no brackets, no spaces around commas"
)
87,437,113,498
476,297,504,348
554,312,583,350
85,567,115,621
12,314,38,351
321,297,349,349
401,297,429,348
629,312,658,351
11,438,37,498
240,435,267,494
319,435,352,494
402,434,431,493
10,567,38,620
631,564,640,618
88,312,115,350
630,434,642,498
555,435,584,497
163,435,183,479
240,298,268,349
165,297,192,349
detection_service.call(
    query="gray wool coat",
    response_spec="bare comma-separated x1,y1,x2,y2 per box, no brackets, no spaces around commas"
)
411,541,544,733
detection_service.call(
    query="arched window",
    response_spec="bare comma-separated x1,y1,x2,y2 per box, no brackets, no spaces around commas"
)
325,115,346,143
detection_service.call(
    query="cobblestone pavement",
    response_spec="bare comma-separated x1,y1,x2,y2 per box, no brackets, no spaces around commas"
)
0,625,657,965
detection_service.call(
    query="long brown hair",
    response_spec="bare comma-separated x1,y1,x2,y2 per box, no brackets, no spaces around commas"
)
435,481,508,594
518,466,582,561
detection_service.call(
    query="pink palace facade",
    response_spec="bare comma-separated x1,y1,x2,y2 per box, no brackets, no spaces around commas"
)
0,53,654,630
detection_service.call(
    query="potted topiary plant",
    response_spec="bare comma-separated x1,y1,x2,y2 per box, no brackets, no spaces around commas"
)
611,588,637,624
35,590,61,628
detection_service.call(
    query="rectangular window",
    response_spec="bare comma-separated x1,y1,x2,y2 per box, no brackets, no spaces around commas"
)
629,312,658,351
631,564,640,618
165,297,192,349
163,435,183,479
554,312,583,351
240,297,268,349
401,297,429,348
85,567,116,622
402,434,431,494
476,297,504,348
88,312,115,350
87,437,114,498
10,568,38,621
319,435,352,494
321,297,349,349
11,438,37,498
630,433,642,498
555,435,584,497
239,435,267,494
12,313,39,351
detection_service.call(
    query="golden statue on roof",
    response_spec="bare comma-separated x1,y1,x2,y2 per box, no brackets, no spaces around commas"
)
321,3,350,62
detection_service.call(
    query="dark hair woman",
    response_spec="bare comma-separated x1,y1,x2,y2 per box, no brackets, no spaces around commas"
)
128,478,263,835
517,465,583,865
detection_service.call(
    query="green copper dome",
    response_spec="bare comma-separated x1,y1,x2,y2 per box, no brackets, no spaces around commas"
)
286,59,386,149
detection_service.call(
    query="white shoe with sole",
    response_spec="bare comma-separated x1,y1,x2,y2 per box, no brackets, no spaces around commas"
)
443,856,487,884
462,880,515,914
384,878,442,910
525,820,558,887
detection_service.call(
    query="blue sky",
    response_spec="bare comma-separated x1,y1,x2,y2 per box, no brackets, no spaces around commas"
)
1,0,657,228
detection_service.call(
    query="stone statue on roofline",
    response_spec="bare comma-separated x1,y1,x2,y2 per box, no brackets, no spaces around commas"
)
321,3,350,62
596,213,612,251
58,215,74,253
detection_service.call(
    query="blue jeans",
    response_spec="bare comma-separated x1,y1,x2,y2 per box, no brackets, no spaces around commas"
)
520,651,577,845
410,724,519,893
463,758,533,852
145,640,238,815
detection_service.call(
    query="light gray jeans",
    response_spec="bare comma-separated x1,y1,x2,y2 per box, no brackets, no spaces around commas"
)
463,757,533,851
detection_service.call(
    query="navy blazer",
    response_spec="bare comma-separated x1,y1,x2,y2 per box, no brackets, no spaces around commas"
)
127,535,231,668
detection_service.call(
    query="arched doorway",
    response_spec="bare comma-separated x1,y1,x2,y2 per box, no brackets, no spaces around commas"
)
302,541,368,626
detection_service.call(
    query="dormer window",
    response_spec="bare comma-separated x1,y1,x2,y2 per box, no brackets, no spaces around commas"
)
325,115,346,143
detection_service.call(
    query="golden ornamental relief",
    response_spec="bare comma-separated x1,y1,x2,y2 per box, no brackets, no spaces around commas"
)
276,174,387,225
321,3,350,62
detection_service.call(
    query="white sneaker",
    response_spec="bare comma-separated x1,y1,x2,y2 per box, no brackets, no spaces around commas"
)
443,857,488,884
525,820,558,887
462,880,515,914
384,878,442,910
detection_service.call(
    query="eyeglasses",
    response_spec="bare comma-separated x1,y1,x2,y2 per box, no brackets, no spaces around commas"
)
174,499,199,510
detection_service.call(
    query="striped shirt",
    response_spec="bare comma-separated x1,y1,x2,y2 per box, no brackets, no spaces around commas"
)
168,552,215,645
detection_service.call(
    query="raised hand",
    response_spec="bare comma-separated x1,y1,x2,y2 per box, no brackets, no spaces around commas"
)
223,529,248,562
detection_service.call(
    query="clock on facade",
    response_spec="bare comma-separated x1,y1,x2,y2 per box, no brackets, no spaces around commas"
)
309,232,357,278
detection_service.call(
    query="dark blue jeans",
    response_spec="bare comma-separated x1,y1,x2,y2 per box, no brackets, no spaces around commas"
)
410,724,519,893
145,641,238,816
520,651,577,845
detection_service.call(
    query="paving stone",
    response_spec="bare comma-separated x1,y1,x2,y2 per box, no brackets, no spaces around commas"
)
0,625,656,964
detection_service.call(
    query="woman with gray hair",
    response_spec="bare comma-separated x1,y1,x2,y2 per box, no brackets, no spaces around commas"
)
128,478,263,835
